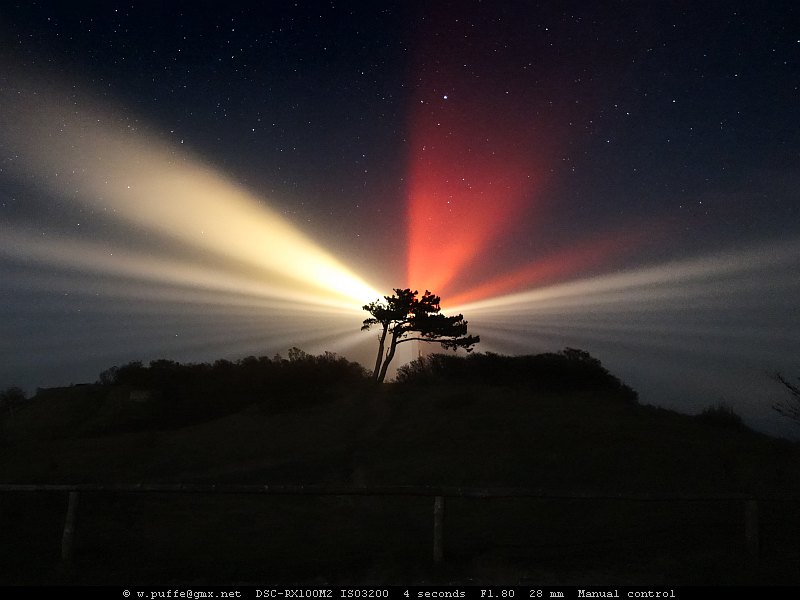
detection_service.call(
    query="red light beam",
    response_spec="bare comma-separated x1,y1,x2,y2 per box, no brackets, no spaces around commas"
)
443,227,657,309
404,8,563,296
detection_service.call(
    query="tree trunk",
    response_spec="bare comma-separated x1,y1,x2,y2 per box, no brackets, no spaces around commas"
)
376,332,400,383
372,325,389,382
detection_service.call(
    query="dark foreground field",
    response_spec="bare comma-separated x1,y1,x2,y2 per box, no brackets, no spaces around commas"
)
1,351,799,585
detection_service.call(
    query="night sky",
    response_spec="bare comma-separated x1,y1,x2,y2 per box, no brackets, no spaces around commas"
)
1,2,799,436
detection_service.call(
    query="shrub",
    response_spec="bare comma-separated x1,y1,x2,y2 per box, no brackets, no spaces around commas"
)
395,348,638,402
0,387,26,440
0,386,26,413
93,350,371,428
696,402,747,431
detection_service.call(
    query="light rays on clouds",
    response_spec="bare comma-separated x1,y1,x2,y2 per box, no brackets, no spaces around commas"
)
450,239,800,436
0,68,381,316
0,66,384,384
2,64,799,439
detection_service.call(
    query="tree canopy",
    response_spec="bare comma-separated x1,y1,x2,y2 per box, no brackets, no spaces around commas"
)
362,288,479,383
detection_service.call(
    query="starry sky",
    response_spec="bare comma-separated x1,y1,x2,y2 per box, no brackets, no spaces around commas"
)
1,2,799,435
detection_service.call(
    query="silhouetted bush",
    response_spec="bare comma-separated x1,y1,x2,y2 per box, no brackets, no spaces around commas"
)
395,348,638,402
696,402,748,431
0,386,26,414
0,387,27,442
95,350,371,428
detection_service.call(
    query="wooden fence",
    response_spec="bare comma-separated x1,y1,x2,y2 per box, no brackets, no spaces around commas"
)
0,483,789,566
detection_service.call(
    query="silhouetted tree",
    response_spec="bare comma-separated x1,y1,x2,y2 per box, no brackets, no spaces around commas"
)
362,288,480,383
774,373,800,425
288,347,309,362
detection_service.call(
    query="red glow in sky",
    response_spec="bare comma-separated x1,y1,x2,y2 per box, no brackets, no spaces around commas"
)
404,6,660,306
404,5,570,300
406,92,542,295
405,37,556,298
406,73,659,307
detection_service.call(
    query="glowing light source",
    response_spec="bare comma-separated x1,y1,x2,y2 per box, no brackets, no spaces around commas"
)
0,66,386,388
1,69,381,314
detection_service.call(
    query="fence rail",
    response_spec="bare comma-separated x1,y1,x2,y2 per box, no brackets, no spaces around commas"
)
5,482,799,499
2,483,796,566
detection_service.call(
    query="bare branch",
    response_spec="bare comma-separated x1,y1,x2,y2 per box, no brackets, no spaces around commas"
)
773,372,800,425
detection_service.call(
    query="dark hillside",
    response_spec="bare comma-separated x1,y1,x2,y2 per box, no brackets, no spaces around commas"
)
1,350,799,585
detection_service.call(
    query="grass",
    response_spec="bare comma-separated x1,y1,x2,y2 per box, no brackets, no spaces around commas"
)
1,358,799,585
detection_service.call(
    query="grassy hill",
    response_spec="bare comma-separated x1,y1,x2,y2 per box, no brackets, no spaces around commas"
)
1,350,799,585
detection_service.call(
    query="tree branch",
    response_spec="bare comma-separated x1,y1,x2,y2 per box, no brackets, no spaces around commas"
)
395,337,434,344
396,336,472,345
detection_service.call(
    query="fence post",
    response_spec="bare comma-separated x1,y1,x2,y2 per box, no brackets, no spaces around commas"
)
61,491,80,563
433,495,445,563
745,499,759,569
